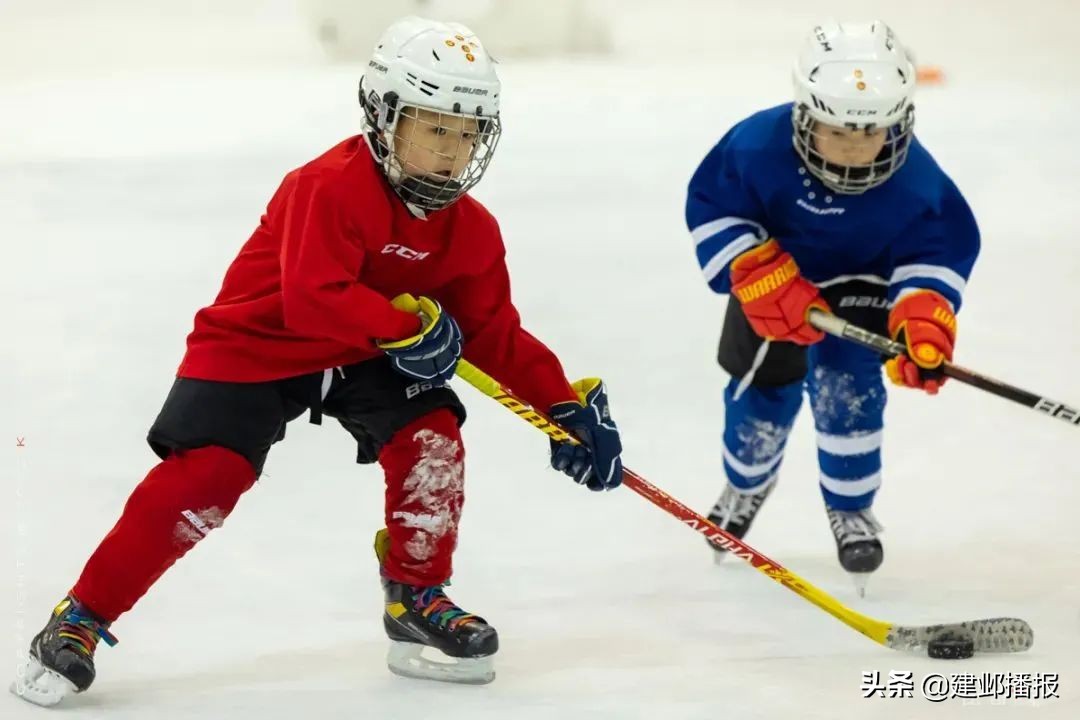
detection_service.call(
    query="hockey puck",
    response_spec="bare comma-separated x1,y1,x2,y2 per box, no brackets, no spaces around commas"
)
927,633,975,659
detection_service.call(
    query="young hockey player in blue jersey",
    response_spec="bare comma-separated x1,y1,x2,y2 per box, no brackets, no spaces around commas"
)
686,21,979,594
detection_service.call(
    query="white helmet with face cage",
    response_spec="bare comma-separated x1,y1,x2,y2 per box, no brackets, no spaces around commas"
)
359,16,502,214
792,20,916,194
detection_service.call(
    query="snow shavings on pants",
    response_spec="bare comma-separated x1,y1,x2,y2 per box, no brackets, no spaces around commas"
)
734,418,791,465
809,365,885,432
173,506,226,546
391,429,464,563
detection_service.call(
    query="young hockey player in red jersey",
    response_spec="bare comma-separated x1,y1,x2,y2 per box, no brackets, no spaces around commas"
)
13,16,623,703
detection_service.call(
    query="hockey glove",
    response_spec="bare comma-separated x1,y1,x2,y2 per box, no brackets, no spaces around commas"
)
730,239,830,345
378,294,463,385
886,290,956,395
549,379,623,492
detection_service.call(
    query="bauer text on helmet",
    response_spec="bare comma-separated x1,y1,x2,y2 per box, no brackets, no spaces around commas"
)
791,21,916,194
359,16,502,214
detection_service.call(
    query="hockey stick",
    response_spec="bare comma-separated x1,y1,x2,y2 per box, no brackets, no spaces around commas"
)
455,359,1033,655
808,309,1080,428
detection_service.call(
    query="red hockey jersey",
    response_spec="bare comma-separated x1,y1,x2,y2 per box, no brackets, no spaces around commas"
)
178,137,576,411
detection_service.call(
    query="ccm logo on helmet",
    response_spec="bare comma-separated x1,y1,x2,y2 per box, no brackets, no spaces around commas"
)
382,244,430,261
813,26,833,51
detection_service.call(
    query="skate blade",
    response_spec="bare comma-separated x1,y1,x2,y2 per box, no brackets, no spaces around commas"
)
850,572,871,599
10,654,79,707
387,640,495,685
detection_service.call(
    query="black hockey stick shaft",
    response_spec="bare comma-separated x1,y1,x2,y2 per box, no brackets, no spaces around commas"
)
808,310,1080,428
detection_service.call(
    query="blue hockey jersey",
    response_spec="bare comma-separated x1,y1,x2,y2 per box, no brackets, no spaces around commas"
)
686,103,980,310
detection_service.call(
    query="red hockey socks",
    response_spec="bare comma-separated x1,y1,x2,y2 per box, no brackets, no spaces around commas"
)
72,410,467,619
71,446,256,622
379,409,465,587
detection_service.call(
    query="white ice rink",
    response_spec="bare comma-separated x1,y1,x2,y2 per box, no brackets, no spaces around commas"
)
4,1,1080,718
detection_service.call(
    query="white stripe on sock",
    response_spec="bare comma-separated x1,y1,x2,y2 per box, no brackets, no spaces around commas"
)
817,430,883,457
723,444,784,479
820,472,882,497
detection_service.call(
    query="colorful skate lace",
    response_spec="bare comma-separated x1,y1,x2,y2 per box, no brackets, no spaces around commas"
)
410,587,479,631
52,598,118,656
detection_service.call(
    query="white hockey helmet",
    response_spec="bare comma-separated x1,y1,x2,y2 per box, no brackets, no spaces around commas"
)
359,16,502,213
792,21,916,194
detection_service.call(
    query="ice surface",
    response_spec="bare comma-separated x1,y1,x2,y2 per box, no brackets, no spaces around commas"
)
3,1,1079,718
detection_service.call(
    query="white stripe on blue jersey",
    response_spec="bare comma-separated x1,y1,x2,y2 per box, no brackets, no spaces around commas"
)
890,263,968,298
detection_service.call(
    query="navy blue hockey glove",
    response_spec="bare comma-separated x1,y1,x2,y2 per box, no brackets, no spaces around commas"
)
549,379,623,491
378,295,463,385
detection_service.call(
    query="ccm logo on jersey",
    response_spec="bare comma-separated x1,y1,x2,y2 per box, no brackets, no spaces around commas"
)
382,244,430,261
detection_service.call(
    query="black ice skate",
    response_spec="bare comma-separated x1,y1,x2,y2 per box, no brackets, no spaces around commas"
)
375,529,497,684
705,480,776,564
11,595,118,707
826,507,884,597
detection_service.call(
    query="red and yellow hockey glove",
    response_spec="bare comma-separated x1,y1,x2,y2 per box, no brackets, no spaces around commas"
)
886,291,957,395
730,239,830,345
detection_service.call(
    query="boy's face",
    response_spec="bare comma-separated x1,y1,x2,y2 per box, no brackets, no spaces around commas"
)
811,123,887,167
392,106,480,181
